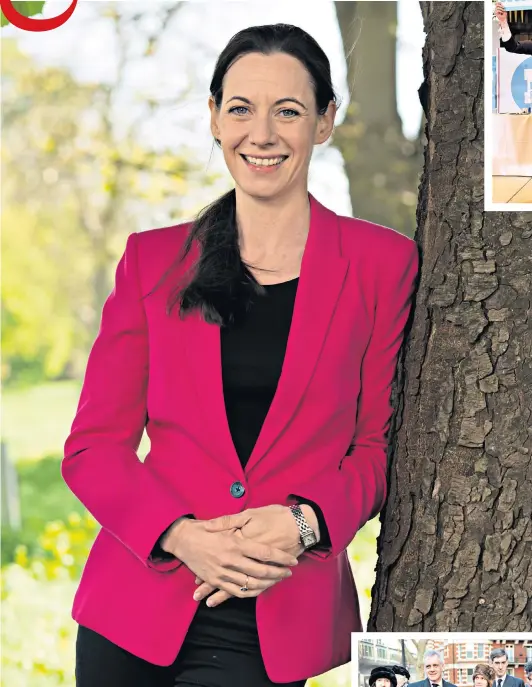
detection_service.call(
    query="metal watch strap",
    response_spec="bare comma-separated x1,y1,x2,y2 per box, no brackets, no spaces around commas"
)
289,504,318,549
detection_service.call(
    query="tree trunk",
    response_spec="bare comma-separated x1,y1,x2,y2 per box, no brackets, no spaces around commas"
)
333,1,423,236
415,640,428,680
369,1,532,632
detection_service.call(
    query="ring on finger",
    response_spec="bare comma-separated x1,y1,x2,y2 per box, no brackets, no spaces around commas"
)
240,575,249,592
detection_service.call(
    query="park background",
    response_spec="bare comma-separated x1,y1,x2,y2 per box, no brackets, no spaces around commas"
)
1,1,425,685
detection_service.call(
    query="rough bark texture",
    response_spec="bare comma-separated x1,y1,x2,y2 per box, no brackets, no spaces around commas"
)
333,1,423,237
369,2,532,632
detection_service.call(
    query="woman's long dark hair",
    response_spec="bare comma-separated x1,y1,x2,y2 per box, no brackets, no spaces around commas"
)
168,24,339,326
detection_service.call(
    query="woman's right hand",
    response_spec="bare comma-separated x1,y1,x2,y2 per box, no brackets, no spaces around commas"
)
161,518,298,599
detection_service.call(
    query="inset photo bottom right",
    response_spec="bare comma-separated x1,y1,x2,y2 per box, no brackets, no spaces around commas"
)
352,634,532,687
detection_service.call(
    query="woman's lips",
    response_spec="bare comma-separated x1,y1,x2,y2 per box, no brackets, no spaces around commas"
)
239,154,288,173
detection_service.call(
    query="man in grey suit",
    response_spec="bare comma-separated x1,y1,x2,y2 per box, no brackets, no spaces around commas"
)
409,650,457,687
490,649,526,687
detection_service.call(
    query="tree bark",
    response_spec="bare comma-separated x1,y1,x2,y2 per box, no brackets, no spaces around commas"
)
333,1,423,236
369,1,532,631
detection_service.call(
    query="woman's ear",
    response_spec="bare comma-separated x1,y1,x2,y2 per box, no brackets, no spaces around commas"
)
208,97,221,142
315,101,337,145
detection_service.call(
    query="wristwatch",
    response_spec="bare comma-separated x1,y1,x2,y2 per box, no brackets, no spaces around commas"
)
289,504,318,549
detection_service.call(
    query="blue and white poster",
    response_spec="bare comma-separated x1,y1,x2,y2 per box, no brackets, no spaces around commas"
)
501,1,532,10
498,50,532,112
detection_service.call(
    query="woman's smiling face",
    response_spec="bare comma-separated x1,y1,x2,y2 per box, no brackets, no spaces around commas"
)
209,51,335,201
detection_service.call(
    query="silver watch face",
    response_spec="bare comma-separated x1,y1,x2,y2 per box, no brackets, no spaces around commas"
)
302,531,317,548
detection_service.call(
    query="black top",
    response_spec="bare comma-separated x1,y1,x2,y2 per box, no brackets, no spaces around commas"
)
221,276,329,545
152,275,329,555
152,275,331,642
221,277,299,466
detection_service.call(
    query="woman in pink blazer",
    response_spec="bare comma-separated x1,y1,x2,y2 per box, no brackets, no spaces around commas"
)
63,22,419,687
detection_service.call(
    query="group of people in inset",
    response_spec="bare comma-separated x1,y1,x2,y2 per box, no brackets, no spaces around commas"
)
366,648,529,687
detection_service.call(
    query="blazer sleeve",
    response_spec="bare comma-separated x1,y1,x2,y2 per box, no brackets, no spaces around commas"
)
288,239,419,559
500,35,532,54
62,233,191,572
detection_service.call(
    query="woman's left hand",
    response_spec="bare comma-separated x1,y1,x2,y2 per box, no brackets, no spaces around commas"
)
194,505,318,606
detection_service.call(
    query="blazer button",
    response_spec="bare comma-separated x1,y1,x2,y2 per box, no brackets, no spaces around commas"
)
230,481,245,498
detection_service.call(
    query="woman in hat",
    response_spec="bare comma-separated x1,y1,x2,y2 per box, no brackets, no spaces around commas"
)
473,664,496,687
370,667,398,687
390,665,411,687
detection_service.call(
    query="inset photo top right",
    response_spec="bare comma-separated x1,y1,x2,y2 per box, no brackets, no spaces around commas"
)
487,0,532,208
353,635,532,687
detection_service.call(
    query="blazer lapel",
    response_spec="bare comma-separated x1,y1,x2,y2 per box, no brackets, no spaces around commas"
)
245,194,349,474
183,307,245,477
179,240,243,478
183,194,349,477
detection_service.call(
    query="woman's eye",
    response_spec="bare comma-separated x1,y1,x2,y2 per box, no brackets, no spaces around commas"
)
227,106,299,117
228,106,249,115
279,108,299,117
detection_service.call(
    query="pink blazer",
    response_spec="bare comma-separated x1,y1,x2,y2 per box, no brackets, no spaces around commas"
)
62,194,418,682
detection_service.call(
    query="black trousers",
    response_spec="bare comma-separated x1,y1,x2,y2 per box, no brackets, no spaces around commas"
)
75,599,307,687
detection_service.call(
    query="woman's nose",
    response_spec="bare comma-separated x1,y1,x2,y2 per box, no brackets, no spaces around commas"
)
248,115,277,146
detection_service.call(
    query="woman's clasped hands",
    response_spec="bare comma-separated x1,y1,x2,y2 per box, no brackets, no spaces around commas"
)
162,504,317,607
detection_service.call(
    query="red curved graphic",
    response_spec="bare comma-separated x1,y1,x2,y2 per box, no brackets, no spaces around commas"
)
0,0,78,32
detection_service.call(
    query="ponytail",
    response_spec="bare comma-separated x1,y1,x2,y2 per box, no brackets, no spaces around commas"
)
167,189,265,326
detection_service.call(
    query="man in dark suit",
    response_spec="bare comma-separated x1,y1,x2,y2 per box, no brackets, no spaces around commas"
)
490,649,526,687
496,1,532,54
408,650,457,687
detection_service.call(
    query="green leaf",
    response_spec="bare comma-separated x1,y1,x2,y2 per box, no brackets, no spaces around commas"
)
1,1,45,27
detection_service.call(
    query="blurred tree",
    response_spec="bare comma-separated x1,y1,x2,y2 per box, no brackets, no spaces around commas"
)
334,1,423,237
414,640,428,679
1,4,218,384
370,1,531,632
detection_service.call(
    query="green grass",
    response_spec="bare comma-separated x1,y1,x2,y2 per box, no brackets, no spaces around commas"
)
17,454,84,525
1,380,151,564
1,453,86,564
2,381,82,462
2,379,150,462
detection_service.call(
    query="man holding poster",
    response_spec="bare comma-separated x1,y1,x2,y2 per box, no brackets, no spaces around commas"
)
496,1,532,53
